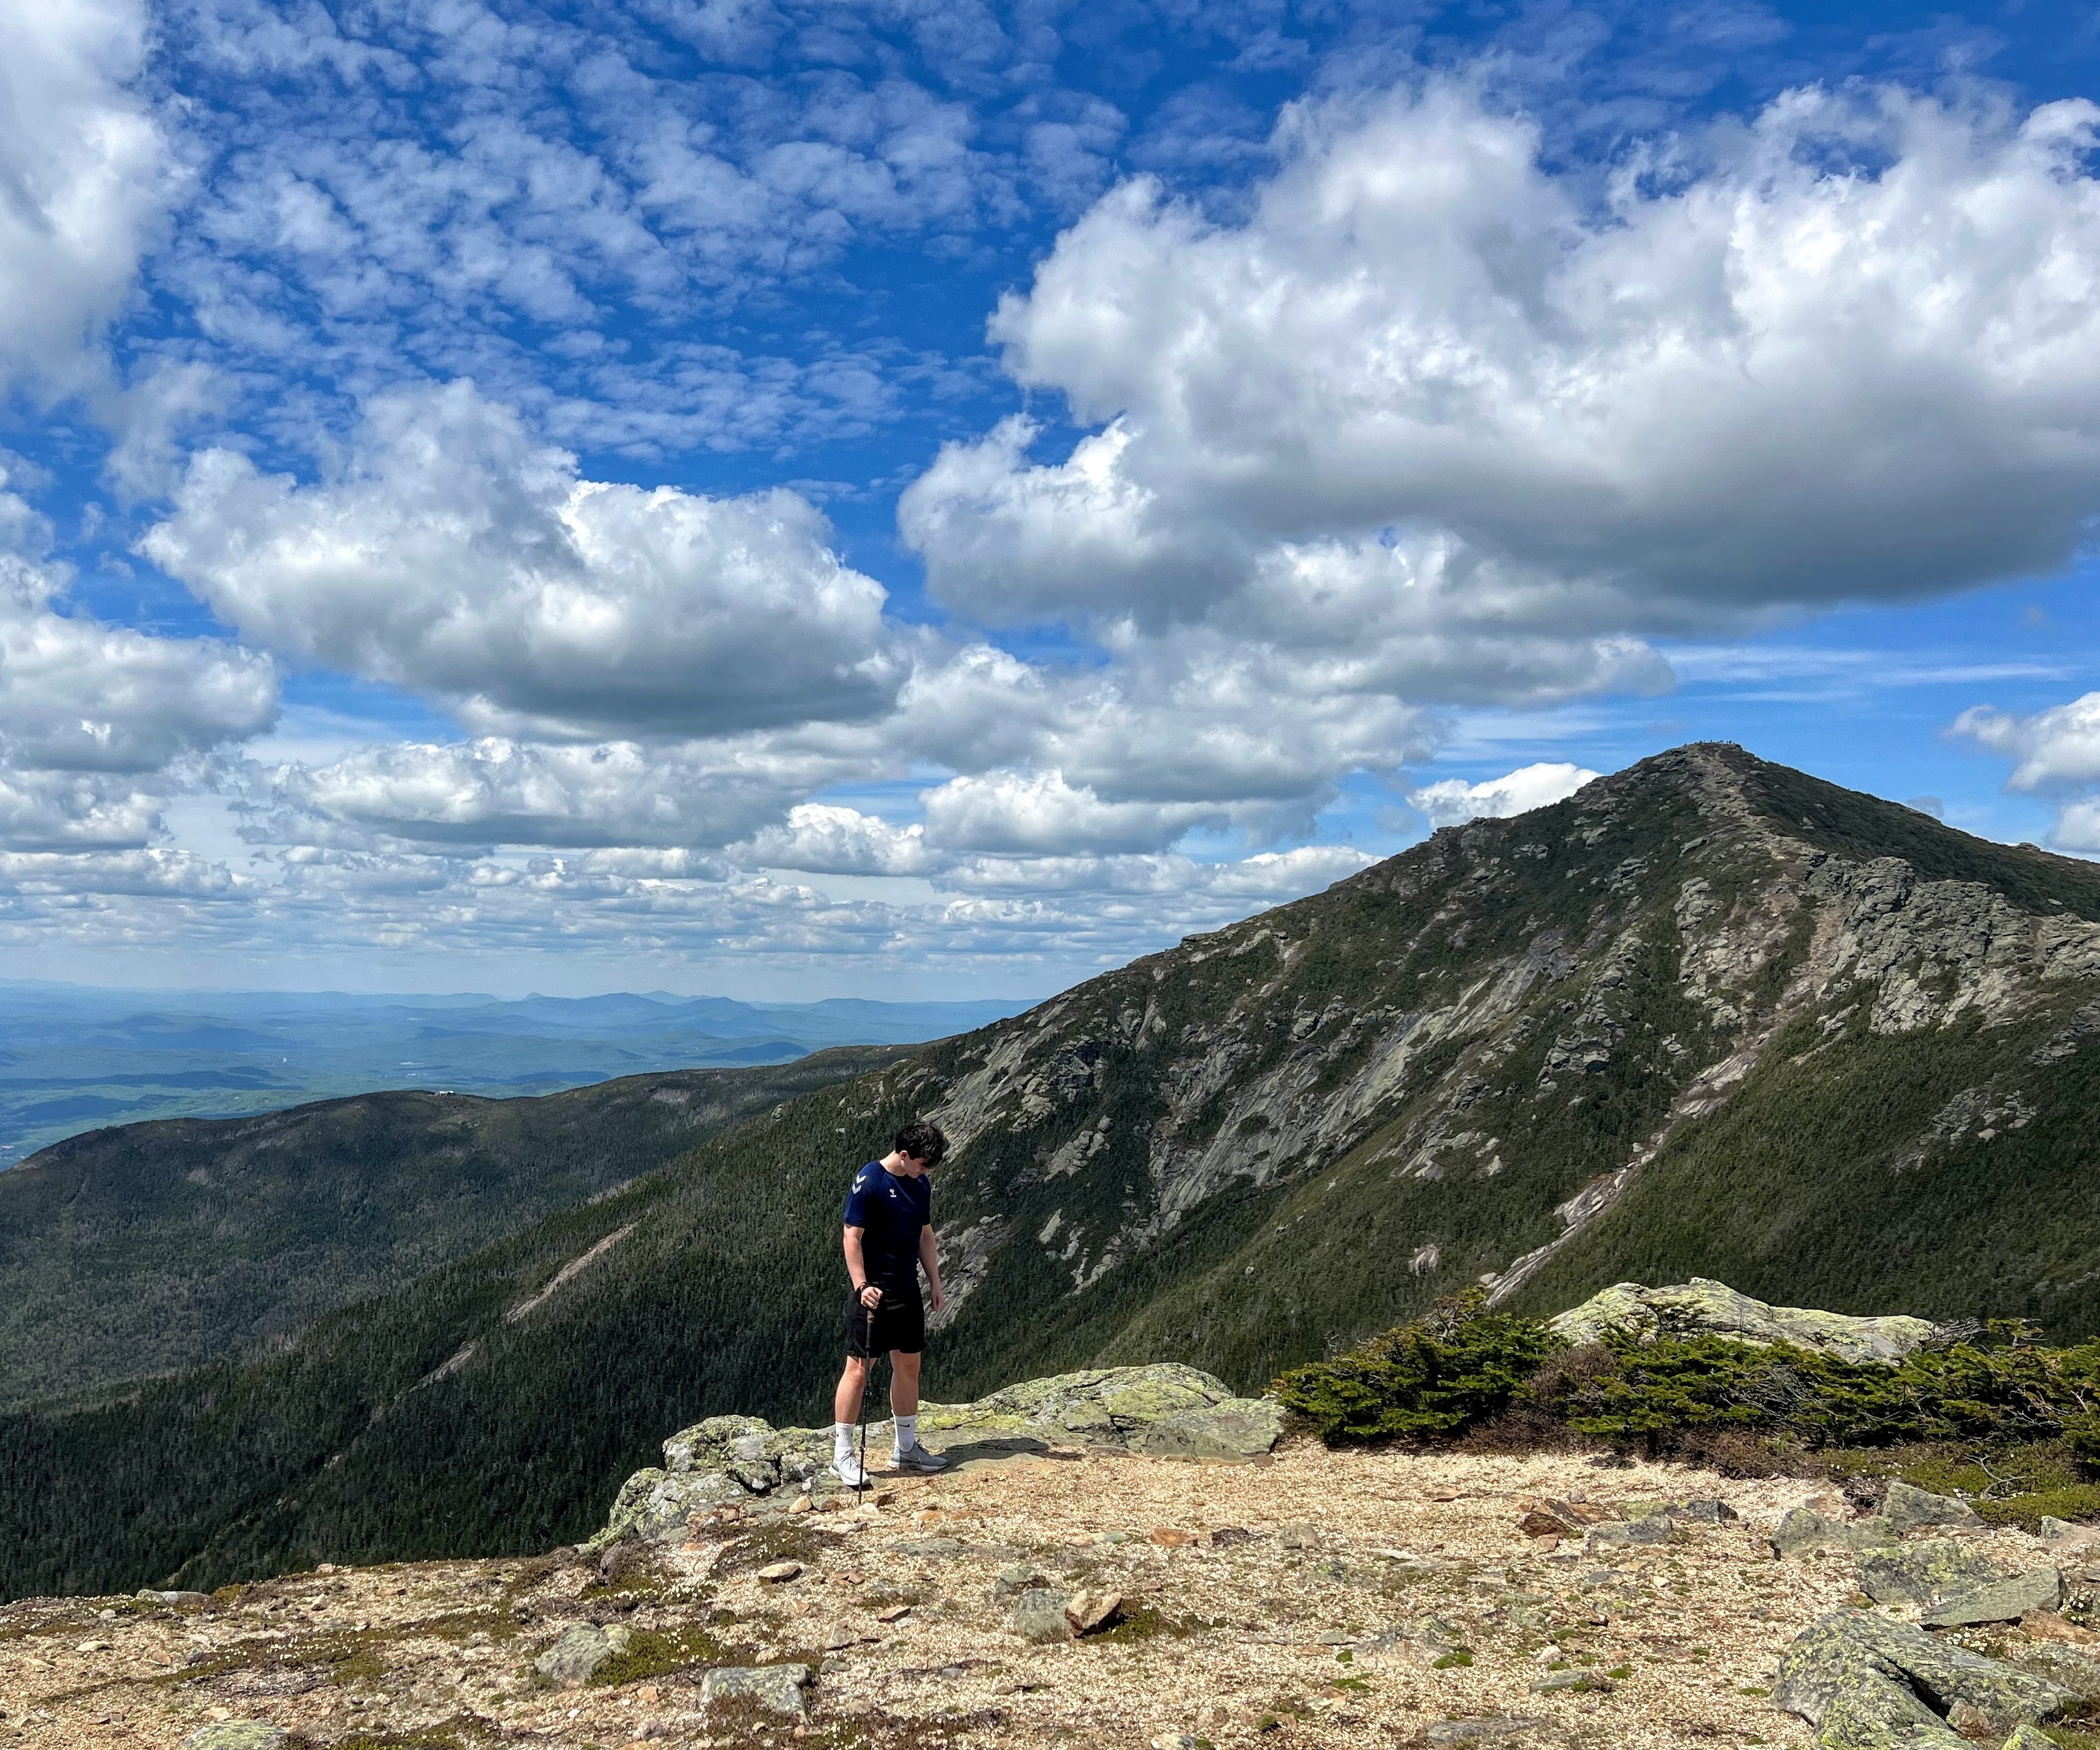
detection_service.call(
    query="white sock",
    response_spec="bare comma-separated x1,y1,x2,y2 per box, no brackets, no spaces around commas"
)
893,1413,917,1453
833,1422,855,1461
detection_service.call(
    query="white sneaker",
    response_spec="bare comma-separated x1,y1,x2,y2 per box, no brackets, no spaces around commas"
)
831,1452,868,1487
891,1441,948,1474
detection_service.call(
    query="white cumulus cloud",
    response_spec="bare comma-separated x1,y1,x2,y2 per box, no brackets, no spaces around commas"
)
142,380,908,741
0,477,276,853
0,0,175,395
252,737,828,852
1408,761,1601,828
920,769,1230,857
1950,692,2100,852
1951,696,2100,792
906,80,2100,655
735,804,935,876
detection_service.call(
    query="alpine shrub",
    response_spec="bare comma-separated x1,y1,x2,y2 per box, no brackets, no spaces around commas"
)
1271,1290,1564,1442
1274,1295,2100,1461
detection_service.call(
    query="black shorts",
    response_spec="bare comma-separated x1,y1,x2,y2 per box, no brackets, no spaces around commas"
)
844,1284,924,1357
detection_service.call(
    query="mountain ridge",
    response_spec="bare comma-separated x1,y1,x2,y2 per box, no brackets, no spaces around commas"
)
10,741,2100,1600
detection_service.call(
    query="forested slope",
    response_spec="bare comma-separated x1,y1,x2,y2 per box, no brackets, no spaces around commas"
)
0,1046,911,1408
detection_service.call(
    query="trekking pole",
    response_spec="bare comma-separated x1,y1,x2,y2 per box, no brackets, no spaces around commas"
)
855,1298,875,1495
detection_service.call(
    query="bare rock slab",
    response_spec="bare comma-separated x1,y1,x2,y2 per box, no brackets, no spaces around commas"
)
1858,1541,2002,1607
1426,1719,1553,1743
598,1363,1282,1546
1919,1567,2061,1627
1777,1609,2075,1744
1878,1482,1982,1535
1547,1279,1940,1363
1775,1509,1897,1560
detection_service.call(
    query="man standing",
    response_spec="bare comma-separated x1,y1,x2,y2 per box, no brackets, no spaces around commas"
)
831,1120,950,1485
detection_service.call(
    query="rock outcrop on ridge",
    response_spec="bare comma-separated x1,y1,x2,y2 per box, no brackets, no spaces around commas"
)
596,1363,1283,1544
1548,1279,1944,1363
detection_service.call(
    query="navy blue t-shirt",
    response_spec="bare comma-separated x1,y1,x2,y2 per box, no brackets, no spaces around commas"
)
843,1161,931,1295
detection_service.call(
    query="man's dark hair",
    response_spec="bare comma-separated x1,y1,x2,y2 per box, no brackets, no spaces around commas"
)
894,1120,948,1166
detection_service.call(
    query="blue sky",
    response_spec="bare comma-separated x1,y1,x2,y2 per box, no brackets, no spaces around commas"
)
5,0,2100,999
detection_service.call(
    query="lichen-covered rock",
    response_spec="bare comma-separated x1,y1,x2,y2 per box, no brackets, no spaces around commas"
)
534,1623,630,1687
700,1663,812,1713
1775,1509,1898,1560
1776,1610,2074,1741
1919,1568,2060,1627
1859,1541,2002,1607
1548,1279,1938,1363
1880,1482,1982,1535
947,1363,1284,1458
1811,1678,1967,1749
183,1728,289,1750
596,1464,750,1543
1013,1586,1074,1641
596,1363,1281,1545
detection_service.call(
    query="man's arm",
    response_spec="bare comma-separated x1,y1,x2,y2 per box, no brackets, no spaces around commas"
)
919,1224,945,1312
844,1226,880,1308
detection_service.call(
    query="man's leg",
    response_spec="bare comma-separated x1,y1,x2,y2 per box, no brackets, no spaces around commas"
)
832,1298,876,1483
834,1356,870,1427
888,1349,921,1419
889,1350,945,1470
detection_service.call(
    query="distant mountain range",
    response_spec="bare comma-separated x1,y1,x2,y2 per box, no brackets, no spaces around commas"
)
0,983,1032,1159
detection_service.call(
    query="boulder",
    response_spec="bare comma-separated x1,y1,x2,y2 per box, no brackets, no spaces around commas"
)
1013,1587,1075,1642
700,1663,813,1714
1919,1568,2061,1627
1548,1279,1939,1364
1858,1541,2002,1607
1811,1679,1967,1749
1776,1610,2075,1742
1880,1483,1981,1535
993,1565,1048,1598
596,1465,751,1544
1774,1509,1897,1560
183,1729,289,1750
595,1363,1282,1545
1065,1588,1123,1635
535,1623,631,1687
2015,1641,2100,1699
942,1364,1284,1459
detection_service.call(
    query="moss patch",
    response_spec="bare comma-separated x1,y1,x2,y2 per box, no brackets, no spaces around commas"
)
587,1623,753,1686
707,1521,846,1579
1977,1485,2100,1530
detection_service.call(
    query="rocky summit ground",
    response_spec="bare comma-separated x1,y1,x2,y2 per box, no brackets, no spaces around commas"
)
10,1429,2079,1750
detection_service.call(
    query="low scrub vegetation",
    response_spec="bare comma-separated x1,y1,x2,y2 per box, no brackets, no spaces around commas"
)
1274,1290,2100,1517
